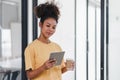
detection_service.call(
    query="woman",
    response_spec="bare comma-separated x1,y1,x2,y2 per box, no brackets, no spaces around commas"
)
24,2,68,80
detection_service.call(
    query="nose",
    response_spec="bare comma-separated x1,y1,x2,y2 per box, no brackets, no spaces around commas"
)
49,27,54,32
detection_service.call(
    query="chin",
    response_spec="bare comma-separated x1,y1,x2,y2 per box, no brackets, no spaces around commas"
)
47,35,52,38
45,36,51,38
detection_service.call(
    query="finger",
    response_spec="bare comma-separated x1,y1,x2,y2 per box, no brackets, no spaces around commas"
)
49,59,56,63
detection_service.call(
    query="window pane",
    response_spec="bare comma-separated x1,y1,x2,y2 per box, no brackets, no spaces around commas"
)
88,1,101,80
0,0,21,79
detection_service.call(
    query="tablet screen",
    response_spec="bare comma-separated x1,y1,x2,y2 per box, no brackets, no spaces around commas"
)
49,51,65,66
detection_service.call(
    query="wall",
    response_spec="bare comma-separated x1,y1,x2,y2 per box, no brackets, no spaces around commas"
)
76,0,87,80
109,0,120,80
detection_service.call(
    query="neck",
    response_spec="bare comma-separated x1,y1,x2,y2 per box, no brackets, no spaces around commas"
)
38,35,50,44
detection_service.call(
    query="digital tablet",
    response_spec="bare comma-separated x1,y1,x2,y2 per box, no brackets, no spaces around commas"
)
49,51,65,66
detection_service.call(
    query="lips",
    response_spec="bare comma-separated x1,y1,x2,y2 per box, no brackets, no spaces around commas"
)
46,32,53,36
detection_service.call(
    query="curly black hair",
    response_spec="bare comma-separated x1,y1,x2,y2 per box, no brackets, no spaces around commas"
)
34,2,60,23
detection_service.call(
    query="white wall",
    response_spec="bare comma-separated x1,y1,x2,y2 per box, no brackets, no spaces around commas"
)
76,0,87,80
109,0,120,80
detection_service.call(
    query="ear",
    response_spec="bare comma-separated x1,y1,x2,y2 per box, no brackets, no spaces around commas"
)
39,22,42,28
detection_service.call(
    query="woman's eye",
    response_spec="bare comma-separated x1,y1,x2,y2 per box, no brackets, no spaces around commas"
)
47,25,50,27
52,27,56,29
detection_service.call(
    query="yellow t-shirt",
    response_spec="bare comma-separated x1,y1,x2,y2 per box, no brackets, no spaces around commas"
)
24,39,65,80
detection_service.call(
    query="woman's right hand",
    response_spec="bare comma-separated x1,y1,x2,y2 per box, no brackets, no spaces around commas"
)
26,59,56,79
43,59,56,70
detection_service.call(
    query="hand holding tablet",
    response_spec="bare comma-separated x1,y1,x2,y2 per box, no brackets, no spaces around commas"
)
49,51,65,66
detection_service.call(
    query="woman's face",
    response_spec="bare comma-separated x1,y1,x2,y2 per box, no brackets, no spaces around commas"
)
40,18,57,39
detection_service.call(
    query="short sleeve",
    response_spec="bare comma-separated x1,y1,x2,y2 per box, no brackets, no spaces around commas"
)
24,46,35,70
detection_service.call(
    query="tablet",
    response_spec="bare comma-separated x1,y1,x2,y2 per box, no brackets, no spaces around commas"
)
49,51,65,66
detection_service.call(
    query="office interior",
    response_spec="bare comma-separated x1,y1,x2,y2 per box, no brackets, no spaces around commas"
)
0,0,120,80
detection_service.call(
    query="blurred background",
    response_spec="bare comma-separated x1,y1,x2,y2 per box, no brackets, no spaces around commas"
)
0,0,120,80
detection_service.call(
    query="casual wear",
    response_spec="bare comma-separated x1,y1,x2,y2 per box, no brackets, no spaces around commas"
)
24,39,65,80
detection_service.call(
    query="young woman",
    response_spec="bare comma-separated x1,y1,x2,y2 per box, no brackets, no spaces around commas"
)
24,2,68,80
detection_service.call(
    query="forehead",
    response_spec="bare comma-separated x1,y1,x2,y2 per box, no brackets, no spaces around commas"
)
43,18,57,25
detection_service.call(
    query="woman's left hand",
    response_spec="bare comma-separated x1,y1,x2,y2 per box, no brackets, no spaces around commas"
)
65,59,75,71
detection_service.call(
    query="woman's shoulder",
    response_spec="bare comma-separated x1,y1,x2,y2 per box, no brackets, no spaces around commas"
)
25,39,38,49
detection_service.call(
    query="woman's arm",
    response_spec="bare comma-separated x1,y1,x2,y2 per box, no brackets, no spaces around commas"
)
26,59,56,79
26,65,45,79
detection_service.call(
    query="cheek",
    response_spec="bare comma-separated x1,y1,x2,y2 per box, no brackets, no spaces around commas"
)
41,28,46,34
53,29,56,33
42,27,47,31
